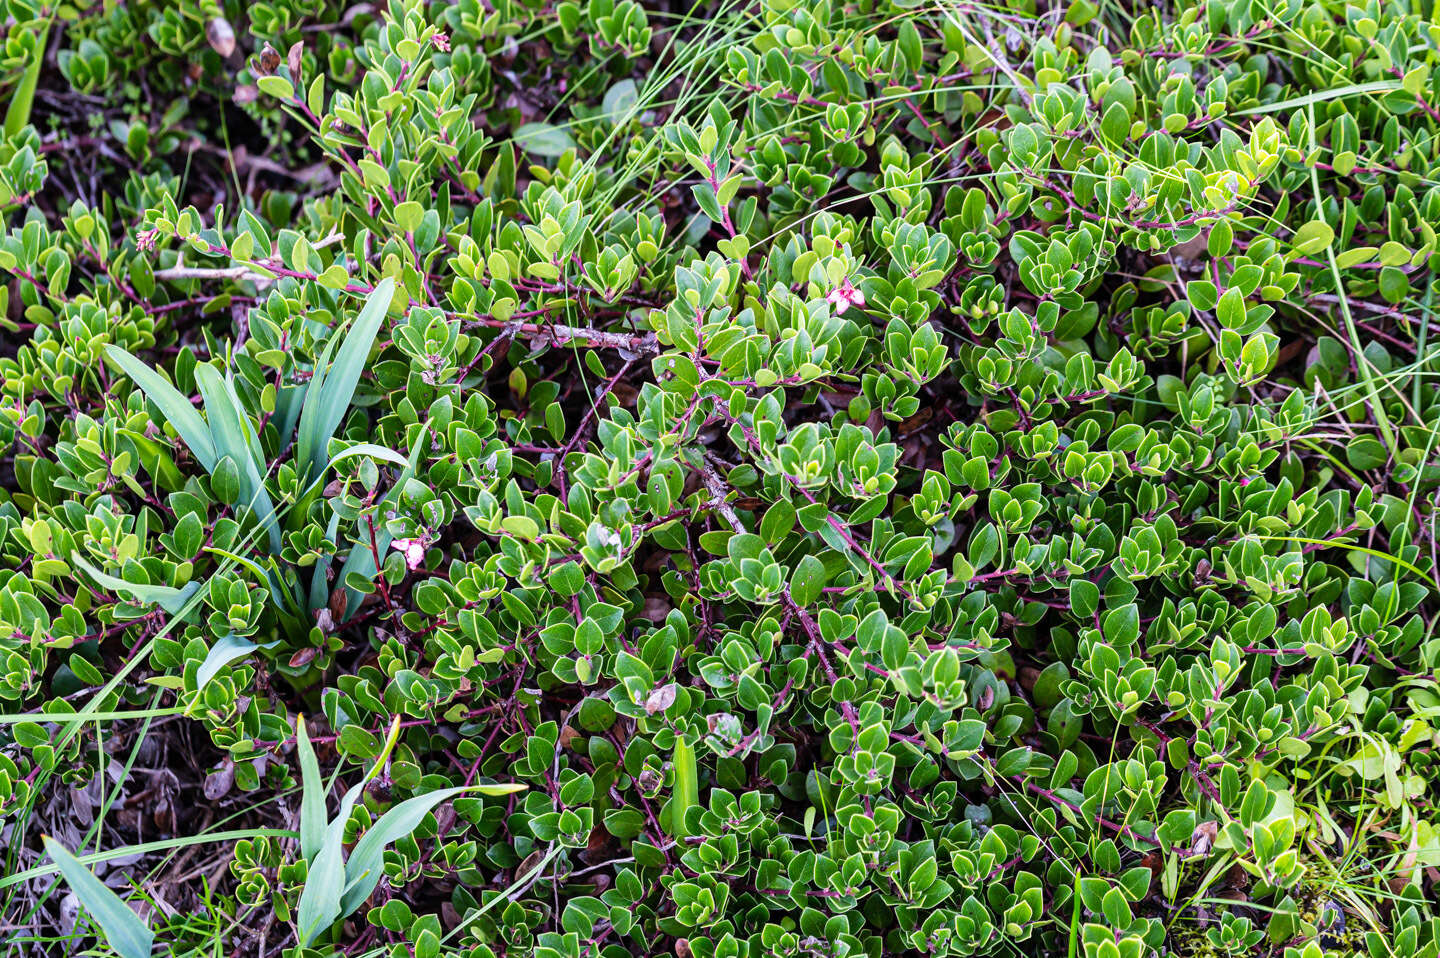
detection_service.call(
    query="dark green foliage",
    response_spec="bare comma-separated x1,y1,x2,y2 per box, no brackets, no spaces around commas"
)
1,0,1439,956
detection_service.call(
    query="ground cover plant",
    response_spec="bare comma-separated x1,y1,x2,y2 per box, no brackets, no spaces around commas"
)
0,0,1438,955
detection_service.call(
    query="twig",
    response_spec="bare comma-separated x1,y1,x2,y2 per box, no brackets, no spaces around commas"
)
700,455,747,533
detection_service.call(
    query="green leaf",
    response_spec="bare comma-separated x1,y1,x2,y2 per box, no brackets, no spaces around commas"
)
296,838,345,946
70,554,198,616
338,785,482,915
393,201,423,233
196,633,261,690
789,554,827,606
194,362,280,552
42,837,153,958
670,734,699,838
296,714,403,947
602,79,640,124
4,24,47,137
104,346,217,471
1346,436,1388,470
1290,221,1334,256
296,715,327,862
257,74,294,100
1216,287,1246,330
319,442,409,475
297,278,395,479
514,123,577,158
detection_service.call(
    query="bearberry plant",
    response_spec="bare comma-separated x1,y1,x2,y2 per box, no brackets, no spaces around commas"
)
1,0,1438,956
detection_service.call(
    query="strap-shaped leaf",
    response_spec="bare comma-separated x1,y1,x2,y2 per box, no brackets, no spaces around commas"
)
308,510,342,614
193,362,281,552
297,277,395,479
294,715,403,946
195,634,260,691
295,837,345,947
295,715,326,862
70,554,198,617
337,785,476,916
104,345,217,471
42,836,154,958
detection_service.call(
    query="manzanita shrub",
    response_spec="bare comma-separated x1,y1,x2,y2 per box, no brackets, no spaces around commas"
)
2,0,1439,955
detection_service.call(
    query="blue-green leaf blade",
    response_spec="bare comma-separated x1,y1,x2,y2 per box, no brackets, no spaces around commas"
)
196,634,260,690
298,277,395,478
193,363,281,552
70,554,196,615
103,345,217,471
338,785,479,916
295,715,327,862
42,836,154,958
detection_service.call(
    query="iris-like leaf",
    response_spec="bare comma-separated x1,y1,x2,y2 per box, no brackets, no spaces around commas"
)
294,715,402,946
70,554,198,616
337,785,480,915
295,714,327,862
42,836,154,958
297,278,395,480
195,634,260,690
104,345,217,471
193,362,280,552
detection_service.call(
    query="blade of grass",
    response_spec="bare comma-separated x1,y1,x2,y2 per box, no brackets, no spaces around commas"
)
1066,867,1081,958
1234,79,1401,115
2,830,296,889
1305,103,1397,458
1252,535,1436,589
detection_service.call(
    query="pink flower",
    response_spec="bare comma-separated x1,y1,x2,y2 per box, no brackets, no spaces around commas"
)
432,32,451,52
826,278,866,312
135,228,160,253
391,537,427,570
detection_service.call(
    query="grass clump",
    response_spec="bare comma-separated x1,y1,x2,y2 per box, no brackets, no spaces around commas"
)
1,0,1439,956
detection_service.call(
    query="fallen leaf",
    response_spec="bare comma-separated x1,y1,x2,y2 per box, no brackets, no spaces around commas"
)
203,759,234,800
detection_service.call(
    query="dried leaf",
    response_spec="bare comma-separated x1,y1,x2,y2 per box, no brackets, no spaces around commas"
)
1190,820,1218,857
203,759,235,801
206,18,236,57
328,585,347,622
253,43,281,76
644,683,677,715
289,646,319,669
